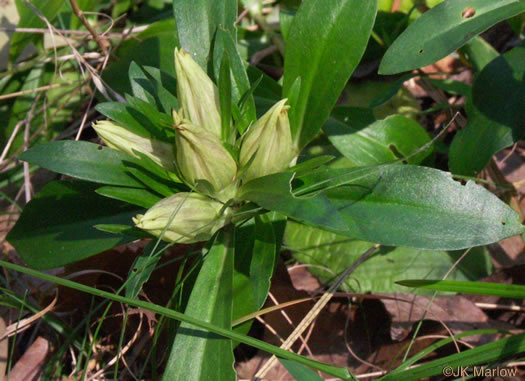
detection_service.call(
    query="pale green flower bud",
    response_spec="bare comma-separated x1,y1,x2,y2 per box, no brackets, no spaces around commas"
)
175,48,221,137
93,120,176,171
239,99,296,182
175,122,237,195
133,193,229,243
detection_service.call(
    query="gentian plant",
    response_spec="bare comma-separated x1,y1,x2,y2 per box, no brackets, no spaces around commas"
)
6,0,525,379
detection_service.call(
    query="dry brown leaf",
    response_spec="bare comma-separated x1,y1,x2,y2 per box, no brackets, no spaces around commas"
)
9,337,49,381
288,265,321,292
382,293,492,343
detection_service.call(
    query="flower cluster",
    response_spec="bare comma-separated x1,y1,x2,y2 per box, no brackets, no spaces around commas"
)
93,49,296,243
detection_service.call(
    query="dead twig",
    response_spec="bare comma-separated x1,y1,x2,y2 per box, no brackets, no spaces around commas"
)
69,0,110,54
0,83,62,101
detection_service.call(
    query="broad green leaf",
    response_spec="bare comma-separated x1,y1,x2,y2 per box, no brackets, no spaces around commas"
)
6,181,140,269
19,141,145,187
0,259,353,379
449,45,525,176
10,0,66,62
250,215,277,308
472,45,525,133
325,114,432,166
283,0,378,149
163,230,236,381
173,0,237,69
397,280,525,298
237,173,348,232
297,165,524,250
379,0,525,74
125,241,165,299
95,186,162,208
280,359,325,381
379,332,525,380
448,113,513,176
285,222,492,294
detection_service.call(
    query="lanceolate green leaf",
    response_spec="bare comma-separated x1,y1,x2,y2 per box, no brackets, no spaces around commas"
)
379,0,525,74
18,141,145,187
231,213,285,335
129,62,157,106
173,0,237,69
125,241,165,299
250,216,277,308
279,359,326,381
388,329,502,377
163,230,236,381
218,54,233,143
95,186,162,209
213,28,257,133
283,0,378,149
6,181,141,269
297,165,524,250
142,66,180,113
397,280,525,299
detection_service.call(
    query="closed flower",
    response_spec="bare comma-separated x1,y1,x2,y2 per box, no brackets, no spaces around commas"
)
174,48,221,138
133,193,230,243
174,122,237,197
93,120,175,171
239,99,295,182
